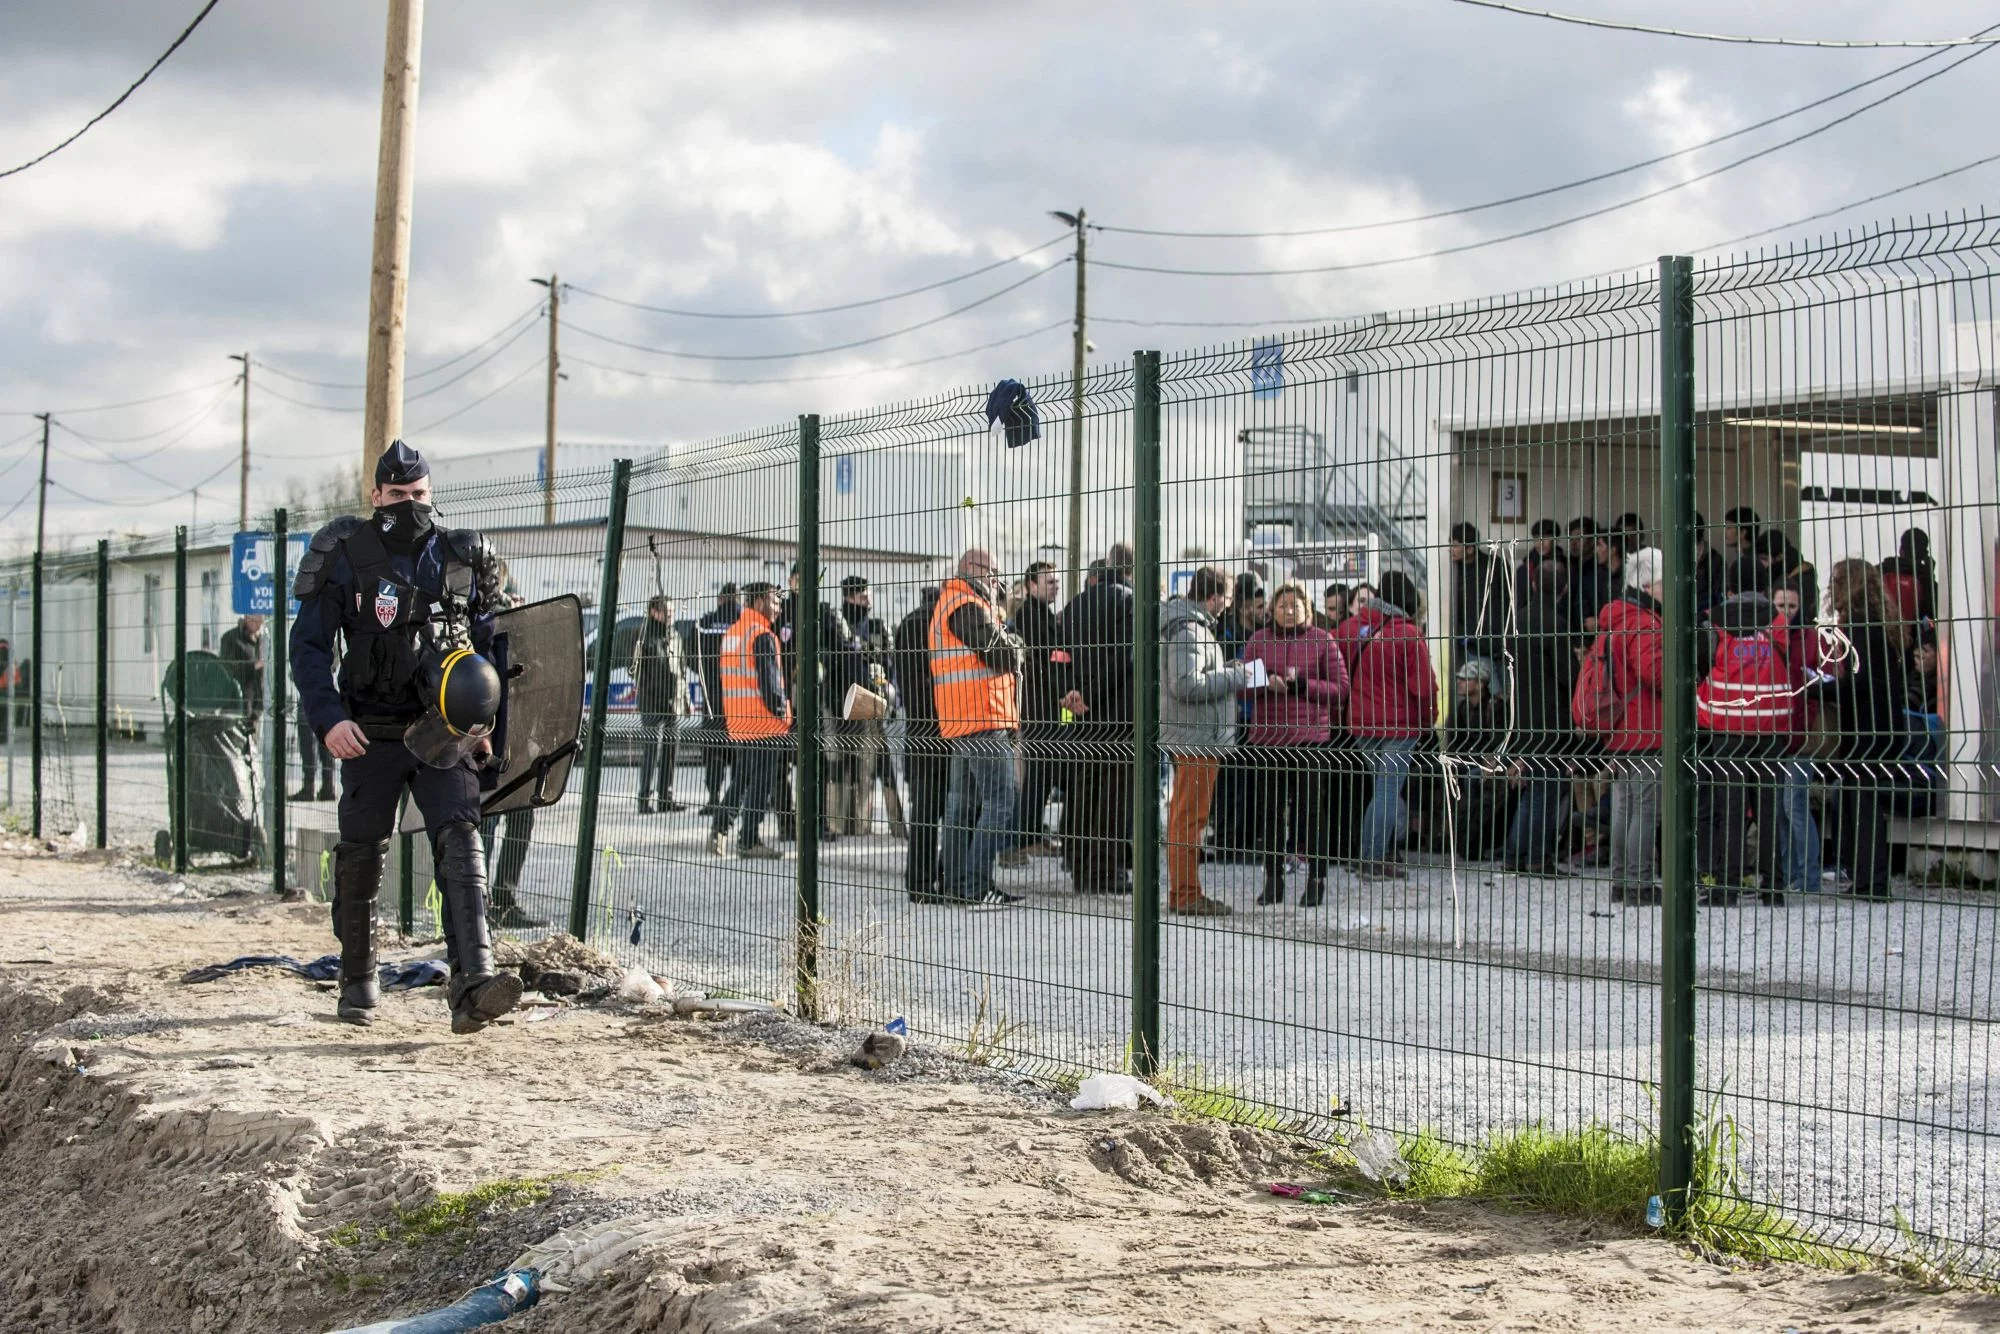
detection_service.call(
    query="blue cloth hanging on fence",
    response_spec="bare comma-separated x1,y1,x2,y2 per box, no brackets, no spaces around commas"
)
985,379,1041,448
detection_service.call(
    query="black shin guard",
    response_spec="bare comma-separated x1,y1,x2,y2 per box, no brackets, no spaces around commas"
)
433,821,523,1033
331,840,386,1024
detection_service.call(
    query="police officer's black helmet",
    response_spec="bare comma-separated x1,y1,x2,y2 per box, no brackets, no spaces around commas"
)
433,649,502,734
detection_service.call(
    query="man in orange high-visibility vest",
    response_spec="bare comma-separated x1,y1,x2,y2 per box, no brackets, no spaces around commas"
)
709,581,790,860
929,549,1027,908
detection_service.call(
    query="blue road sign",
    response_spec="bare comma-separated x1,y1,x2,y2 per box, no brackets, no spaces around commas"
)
835,453,855,495
232,531,310,615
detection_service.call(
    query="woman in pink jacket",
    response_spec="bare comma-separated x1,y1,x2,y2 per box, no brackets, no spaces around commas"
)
1242,584,1351,905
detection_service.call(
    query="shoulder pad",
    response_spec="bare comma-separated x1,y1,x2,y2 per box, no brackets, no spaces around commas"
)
309,515,364,552
440,527,490,567
293,517,362,599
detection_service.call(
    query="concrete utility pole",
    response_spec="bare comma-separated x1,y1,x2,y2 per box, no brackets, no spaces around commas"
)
1051,208,1088,596
33,413,49,558
531,273,559,525
361,0,424,493
229,352,249,529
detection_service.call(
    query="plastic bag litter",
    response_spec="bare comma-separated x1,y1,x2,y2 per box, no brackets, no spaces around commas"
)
616,966,664,1005
1069,1073,1171,1111
1350,1129,1410,1187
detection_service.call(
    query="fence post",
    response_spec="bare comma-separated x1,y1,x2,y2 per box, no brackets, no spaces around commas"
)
172,527,188,873
398,831,415,936
96,540,108,848
30,550,42,839
569,459,633,940
1130,350,1163,1077
794,414,823,1019
270,510,289,892
1657,254,1699,1222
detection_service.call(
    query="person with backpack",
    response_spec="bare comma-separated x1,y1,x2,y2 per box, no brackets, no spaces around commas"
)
1694,588,1800,906
1577,548,1666,904
1334,569,1436,880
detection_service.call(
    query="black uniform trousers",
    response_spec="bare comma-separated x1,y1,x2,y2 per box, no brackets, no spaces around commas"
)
903,734,949,898
337,739,482,845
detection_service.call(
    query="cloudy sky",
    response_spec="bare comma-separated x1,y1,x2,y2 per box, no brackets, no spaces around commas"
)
1,0,1993,547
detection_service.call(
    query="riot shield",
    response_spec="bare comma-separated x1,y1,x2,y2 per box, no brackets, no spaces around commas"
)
398,594,583,833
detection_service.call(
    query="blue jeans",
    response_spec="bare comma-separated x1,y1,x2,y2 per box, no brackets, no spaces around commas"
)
1504,765,1564,869
1776,759,1821,893
940,730,1020,900
1358,736,1419,868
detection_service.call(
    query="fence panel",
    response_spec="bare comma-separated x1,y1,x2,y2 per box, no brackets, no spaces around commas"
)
1688,220,2000,1264
601,428,803,1004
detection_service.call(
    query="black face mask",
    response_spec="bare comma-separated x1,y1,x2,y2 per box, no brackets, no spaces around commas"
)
374,498,435,546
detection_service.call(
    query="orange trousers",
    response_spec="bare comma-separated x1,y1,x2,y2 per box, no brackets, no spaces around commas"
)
1166,753,1220,908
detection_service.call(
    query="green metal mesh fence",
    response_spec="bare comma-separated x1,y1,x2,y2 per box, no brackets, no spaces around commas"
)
1,215,1995,1273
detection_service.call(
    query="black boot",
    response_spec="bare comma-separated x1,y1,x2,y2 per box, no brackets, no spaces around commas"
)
433,821,524,1034
331,840,385,1025
1256,860,1286,906
1301,864,1326,908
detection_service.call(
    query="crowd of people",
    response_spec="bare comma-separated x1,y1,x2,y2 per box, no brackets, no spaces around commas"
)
604,508,1948,912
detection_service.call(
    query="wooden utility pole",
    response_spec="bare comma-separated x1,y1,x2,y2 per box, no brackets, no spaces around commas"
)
361,0,424,492
33,413,49,556
229,352,249,529
534,273,559,525
1053,208,1088,596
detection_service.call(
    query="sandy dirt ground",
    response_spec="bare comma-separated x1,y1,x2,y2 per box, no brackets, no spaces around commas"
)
0,843,1992,1333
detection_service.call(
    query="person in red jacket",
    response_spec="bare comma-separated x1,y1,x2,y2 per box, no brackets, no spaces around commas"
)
1596,548,1666,905
1333,569,1437,879
1694,584,1800,906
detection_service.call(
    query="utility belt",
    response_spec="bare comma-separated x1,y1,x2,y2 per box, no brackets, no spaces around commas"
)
354,715,422,743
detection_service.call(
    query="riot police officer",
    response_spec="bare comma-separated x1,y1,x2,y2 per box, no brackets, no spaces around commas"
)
289,440,523,1033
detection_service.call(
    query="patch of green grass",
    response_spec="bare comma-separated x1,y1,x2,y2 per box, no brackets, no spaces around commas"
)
384,1175,561,1247
1147,1063,1299,1133
323,1222,365,1249
1471,1123,1655,1224
1394,1128,1478,1196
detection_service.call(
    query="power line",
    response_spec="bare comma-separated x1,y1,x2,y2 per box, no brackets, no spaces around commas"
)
0,0,224,181
1444,1,2000,50
1092,151,2000,333
564,262,1065,362
8,375,237,417
1093,25,1994,241
50,381,236,448
408,356,546,434
51,421,192,490
562,320,1070,387
252,297,548,389
564,234,1071,320
1092,41,1991,279
47,453,237,508
250,318,545,415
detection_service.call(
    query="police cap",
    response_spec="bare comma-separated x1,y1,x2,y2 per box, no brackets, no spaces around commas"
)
375,438,430,487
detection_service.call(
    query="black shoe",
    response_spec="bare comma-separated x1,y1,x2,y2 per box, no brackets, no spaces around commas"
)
1628,885,1662,906
288,786,315,803
970,889,1023,911
637,797,654,815
1300,879,1326,908
488,902,546,930
434,821,524,1034
1256,870,1286,907
1699,888,1741,907
660,798,686,813
317,784,335,802
1609,884,1627,904
907,890,959,905
1758,890,1787,907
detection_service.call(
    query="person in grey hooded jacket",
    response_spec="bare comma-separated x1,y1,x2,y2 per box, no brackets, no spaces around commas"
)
1161,567,1252,917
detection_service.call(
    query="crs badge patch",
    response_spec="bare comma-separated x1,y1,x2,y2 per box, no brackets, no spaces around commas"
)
374,578,401,628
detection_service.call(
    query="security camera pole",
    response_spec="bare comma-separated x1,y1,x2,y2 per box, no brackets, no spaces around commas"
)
361,0,424,495
1051,207,1087,597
